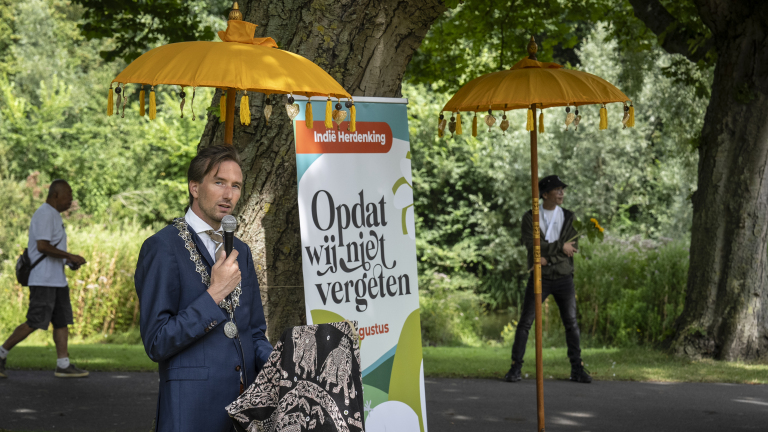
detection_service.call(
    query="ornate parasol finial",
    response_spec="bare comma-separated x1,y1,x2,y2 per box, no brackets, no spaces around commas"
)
228,2,243,21
527,36,538,60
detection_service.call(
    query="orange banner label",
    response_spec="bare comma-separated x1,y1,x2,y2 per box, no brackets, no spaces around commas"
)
295,121,393,154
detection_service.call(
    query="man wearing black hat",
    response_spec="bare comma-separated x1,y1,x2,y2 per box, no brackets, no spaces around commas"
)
504,175,592,383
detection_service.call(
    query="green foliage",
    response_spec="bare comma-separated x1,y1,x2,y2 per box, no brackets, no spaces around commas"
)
408,0,608,93
406,25,703,310
409,0,715,97
71,0,229,62
569,237,689,346
0,0,215,225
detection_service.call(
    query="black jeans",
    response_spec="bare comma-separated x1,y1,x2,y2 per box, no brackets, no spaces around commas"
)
511,275,582,367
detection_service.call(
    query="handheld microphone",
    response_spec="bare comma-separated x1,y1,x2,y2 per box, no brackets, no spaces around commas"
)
221,215,237,257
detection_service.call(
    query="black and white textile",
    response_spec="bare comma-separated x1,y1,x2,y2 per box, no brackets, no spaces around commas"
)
227,322,365,432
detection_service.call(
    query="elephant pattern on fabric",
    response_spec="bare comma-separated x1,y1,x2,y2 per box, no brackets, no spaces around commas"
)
292,326,318,379
318,336,356,406
227,322,364,432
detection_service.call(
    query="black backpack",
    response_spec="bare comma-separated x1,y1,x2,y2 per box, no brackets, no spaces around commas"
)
15,240,61,287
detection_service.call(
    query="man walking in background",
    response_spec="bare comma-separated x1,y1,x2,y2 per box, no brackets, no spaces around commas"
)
505,175,592,384
0,180,89,379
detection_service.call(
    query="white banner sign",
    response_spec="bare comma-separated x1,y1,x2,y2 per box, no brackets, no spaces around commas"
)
294,97,427,432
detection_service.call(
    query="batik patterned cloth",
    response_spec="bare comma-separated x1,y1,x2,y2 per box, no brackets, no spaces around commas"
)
227,321,365,432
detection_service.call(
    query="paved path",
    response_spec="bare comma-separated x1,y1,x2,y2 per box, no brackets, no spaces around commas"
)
1,371,767,431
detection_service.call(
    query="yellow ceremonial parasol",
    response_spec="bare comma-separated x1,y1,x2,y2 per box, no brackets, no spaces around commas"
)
440,37,634,432
108,2,354,145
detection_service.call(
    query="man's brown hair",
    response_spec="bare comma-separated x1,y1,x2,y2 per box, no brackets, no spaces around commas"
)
187,145,242,208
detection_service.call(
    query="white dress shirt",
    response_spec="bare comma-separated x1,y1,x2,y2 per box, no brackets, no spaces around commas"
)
185,208,223,263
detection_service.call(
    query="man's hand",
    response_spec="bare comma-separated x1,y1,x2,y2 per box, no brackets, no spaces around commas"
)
563,241,578,257
540,257,548,266
208,249,241,304
67,254,87,266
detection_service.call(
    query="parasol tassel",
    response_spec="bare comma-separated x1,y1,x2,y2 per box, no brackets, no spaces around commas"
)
107,84,113,116
472,113,478,137
240,91,251,126
121,89,127,118
599,105,608,130
437,113,445,137
456,112,462,135
149,87,156,120
115,84,123,114
526,108,534,131
191,88,197,121
628,103,635,128
179,88,186,118
139,87,145,117
350,102,356,132
325,97,333,129
220,93,226,122
305,100,313,129
539,110,545,133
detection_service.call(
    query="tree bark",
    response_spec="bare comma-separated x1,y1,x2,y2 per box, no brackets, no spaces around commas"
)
197,0,446,344
631,0,768,360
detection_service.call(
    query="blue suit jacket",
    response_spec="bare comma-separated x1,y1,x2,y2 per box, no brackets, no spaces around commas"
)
134,221,272,432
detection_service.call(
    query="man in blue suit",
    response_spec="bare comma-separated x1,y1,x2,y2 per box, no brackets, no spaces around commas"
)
135,145,272,432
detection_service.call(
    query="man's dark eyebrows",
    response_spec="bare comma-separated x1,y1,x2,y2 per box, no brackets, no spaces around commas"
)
213,175,242,187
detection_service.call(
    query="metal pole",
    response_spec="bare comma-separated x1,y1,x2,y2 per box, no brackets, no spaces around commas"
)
225,88,236,145
530,103,545,432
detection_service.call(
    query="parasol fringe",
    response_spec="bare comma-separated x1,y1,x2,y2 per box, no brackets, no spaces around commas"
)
539,110,544,133
599,105,608,130
438,113,445,137
149,87,157,120
456,112,462,135
526,108,534,131
325,97,333,129
220,93,227,122
305,100,313,129
472,113,478,137
139,88,145,117
107,84,113,116
628,103,635,128
350,102,356,132
240,91,251,125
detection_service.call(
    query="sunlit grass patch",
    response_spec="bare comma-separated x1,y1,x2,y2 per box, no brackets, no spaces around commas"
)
423,345,768,384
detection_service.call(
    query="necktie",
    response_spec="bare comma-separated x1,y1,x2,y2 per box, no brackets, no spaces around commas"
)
204,230,224,259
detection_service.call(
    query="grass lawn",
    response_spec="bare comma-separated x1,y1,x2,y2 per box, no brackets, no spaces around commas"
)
423,345,768,384
4,343,156,372
5,342,767,384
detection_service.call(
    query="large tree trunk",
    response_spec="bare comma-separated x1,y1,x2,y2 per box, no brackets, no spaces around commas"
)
669,1,768,360
197,0,445,344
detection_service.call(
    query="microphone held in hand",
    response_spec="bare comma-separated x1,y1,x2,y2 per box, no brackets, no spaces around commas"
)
222,215,237,257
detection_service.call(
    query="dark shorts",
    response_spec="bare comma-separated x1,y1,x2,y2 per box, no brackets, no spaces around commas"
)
26,286,74,330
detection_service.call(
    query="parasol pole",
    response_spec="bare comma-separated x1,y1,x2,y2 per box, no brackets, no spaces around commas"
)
530,102,545,432
224,88,236,145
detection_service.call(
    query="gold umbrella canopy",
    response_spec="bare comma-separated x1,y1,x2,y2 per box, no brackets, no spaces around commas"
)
438,37,634,136
108,3,355,144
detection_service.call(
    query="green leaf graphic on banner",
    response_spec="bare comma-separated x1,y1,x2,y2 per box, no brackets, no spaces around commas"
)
362,384,388,422
310,309,347,325
388,309,424,432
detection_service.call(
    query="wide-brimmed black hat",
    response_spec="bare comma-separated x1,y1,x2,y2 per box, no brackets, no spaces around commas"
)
539,175,567,197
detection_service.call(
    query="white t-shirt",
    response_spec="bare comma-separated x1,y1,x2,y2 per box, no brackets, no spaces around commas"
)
185,208,224,263
28,203,68,287
539,205,564,243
